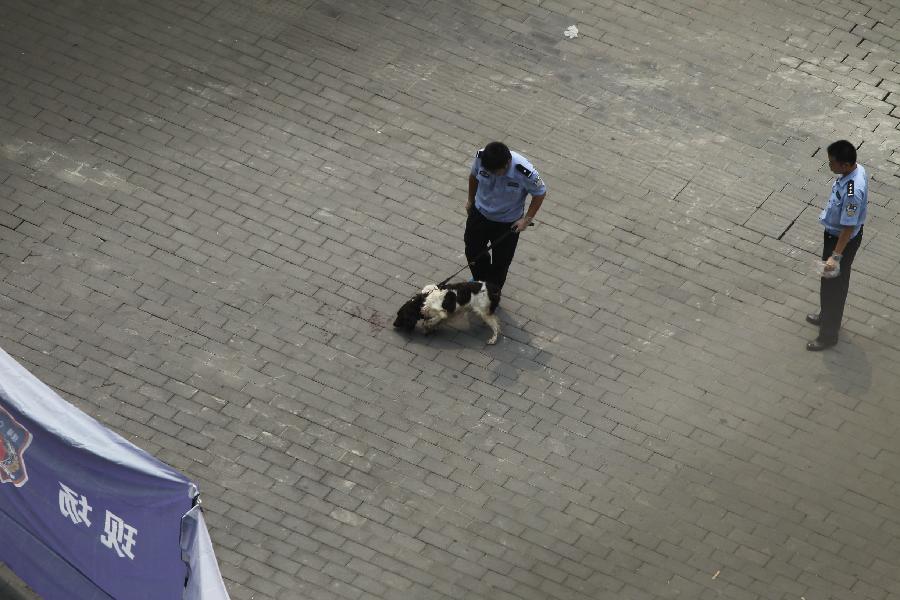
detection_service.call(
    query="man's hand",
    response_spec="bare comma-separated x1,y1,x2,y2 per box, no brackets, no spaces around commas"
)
511,216,532,233
824,256,839,272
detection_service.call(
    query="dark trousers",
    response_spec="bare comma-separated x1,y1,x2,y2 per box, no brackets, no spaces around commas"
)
464,208,519,290
819,226,863,343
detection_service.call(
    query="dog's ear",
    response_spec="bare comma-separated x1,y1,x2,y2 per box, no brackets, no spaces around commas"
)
413,293,426,312
394,294,425,330
441,291,457,314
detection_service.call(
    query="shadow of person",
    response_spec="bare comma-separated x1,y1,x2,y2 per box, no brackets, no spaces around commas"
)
820,336,872,396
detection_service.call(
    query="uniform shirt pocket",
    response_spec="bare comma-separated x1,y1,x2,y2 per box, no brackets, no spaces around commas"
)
503,180,525,201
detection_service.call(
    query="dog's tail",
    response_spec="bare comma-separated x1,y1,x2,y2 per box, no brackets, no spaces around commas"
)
485,283,501,314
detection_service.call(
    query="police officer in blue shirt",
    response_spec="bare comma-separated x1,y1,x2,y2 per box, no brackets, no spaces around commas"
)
806,140,868,351
464,142,546,296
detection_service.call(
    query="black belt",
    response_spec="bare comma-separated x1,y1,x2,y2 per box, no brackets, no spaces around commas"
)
825,224,863,239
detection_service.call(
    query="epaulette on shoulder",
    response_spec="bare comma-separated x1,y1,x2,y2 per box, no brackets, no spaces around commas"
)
515,164,532,177
847,179,855,197
476,150,483,158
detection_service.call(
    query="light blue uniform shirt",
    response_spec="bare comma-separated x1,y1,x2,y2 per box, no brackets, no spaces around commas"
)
470,150,546,223
820,165,867,239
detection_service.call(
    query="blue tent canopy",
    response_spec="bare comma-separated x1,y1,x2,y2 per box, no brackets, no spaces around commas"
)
0,346,229,600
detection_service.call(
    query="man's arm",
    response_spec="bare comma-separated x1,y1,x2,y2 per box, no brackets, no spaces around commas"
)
466,175,478,214
525,194,545,221
513,193,545,232
825,225,854,271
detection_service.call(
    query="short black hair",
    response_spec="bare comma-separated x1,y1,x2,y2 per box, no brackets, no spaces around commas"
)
827,140,856,164
481,142,511,171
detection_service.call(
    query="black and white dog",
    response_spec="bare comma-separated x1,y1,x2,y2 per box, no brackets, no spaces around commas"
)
393,281,502,344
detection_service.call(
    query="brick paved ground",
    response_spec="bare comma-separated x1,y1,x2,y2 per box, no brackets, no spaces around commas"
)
2,1,900,599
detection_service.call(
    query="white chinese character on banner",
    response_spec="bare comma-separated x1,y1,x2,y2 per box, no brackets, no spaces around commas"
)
100,510,137,560
58,482,92,527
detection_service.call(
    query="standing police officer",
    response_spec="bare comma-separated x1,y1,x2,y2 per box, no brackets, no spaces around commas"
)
464,142,546,296
807,140,868,351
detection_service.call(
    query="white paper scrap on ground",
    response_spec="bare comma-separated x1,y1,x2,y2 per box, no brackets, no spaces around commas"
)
564,25,579,38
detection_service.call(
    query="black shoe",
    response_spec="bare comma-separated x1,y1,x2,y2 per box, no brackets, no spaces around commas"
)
805,313,821,326
806,338,836,351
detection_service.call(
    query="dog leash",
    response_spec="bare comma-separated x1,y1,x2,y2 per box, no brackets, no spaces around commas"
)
437,222,534,287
